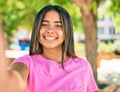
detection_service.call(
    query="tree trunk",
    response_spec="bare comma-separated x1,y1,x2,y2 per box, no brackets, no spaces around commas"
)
80,7,98,82
72,0,98,82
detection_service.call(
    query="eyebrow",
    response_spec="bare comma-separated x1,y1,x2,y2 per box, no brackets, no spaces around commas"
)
42,20,62,23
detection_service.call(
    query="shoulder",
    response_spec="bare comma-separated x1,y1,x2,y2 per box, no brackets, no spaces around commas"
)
70,56,93,71
13,54,40,65
13,54,30,63
12,54,38,68
72,56,90,66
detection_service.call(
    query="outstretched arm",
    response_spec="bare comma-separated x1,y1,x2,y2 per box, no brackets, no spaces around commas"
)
0,22,29,92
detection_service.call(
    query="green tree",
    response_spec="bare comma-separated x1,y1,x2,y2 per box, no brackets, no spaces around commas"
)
0,0,82,41
72,0,102,82
0,0,48,38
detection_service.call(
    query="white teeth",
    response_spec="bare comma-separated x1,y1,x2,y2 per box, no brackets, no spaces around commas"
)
45,37,56,40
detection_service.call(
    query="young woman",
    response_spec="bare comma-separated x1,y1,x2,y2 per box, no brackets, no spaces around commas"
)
0,5,98,92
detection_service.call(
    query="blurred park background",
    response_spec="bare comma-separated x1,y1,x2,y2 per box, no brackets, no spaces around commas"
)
0,0,120,91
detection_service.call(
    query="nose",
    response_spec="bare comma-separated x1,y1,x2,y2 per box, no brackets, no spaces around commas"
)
46,26,55,34
46,30,54,34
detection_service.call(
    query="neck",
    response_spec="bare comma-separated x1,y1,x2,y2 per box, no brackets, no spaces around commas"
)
42,48,68,63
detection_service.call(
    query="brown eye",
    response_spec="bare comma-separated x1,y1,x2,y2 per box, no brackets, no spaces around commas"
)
41,24,47,27
56,25,62,29
57,25,62,27
41,24,48,28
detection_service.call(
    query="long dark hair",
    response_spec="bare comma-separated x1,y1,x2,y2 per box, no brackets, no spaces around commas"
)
29,5,76,68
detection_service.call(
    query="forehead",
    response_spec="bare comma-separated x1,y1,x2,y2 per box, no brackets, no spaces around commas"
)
43,10,61,21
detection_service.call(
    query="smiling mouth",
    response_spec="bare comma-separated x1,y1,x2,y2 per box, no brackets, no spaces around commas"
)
44,36,57,40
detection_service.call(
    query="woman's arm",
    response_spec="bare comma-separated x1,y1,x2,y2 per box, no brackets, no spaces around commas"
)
0,22,29,92
0,62,29,92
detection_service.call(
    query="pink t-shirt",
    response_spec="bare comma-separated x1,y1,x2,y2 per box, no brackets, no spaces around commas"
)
12,54,98,92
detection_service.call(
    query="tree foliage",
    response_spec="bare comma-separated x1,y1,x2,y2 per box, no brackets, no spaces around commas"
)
0,0,47,38
0,0,82,40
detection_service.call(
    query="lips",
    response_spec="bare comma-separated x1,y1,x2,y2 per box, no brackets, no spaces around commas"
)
44,36,57,40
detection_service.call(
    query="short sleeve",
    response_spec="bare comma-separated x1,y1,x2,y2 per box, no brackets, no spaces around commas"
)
12,55,31,69
87,62,98,92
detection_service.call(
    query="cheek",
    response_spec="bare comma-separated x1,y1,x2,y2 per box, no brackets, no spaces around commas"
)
60,32,65,41
59,34,65,44
39,31,43,42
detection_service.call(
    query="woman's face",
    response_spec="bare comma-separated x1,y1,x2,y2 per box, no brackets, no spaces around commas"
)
39,10,65,51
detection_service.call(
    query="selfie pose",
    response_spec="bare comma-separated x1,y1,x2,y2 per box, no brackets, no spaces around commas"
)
0,5,98,92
